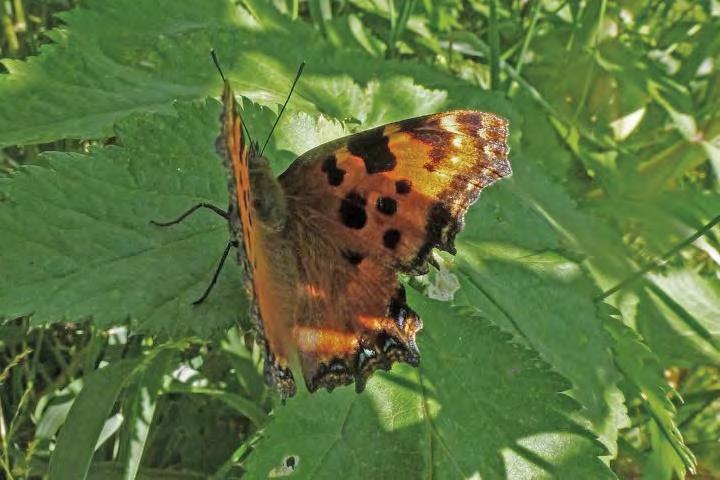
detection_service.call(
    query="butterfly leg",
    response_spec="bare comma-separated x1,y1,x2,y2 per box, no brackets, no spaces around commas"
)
150,203,228,227
192,239,239,306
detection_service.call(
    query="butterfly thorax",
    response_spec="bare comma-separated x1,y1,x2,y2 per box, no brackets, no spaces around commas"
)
248,156,287,232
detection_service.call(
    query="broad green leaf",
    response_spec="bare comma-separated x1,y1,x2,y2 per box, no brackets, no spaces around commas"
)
49,359,139,480
0,101,243,336
587,186,720,367
514,92,714,471
506,90,707,464
512,94,638,289
592,190,720,261
648,270,720,345
221,328,268,402
644,421,689,480
243,295,613,479
96,413,124,450
453,156,628,453
35,378,84,440
0,0,504,148
0,324,29,348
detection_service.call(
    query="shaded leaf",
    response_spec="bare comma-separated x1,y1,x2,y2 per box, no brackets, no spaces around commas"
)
243,295,613,479
0,101,242,336
453,157,627,453
639,269,720,366
0,0,505,148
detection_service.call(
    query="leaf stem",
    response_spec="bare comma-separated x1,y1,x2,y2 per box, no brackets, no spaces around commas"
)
508,0,541,95
12,0,26,32
597,213,720,300
488,0,500,90
1,7,19,55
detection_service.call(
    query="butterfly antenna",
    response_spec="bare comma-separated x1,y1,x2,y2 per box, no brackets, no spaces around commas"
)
211,49,257,148
259,61,306,156
210,49,225,81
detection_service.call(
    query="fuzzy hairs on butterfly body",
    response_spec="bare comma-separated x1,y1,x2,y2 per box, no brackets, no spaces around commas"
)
249,156,288,232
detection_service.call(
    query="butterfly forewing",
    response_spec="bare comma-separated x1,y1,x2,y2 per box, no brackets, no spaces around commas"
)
216,81,298,398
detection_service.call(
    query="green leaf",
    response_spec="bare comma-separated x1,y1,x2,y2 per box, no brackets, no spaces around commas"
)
35,378,84,440
243,295,613,479
49,359,139,480
603,305,696,474
639,269,720,365
167,385,269,428
452,157,628,453
0,100,244,336
644,421,689,480
118,348,177,480
0,0,505,148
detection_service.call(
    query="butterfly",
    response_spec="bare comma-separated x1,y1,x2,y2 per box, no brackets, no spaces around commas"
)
156,54,511,399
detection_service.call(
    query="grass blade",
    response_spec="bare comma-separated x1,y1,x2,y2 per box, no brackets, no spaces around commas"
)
48,359,139,480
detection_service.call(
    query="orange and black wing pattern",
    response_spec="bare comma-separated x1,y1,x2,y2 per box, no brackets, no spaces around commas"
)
280,110,511,392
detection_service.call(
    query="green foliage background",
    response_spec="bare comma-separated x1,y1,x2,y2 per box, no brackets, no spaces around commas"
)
0,1,718,478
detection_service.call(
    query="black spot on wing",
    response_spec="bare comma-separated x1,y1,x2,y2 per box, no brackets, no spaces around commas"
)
347,127,397,174
342,250,365,265
383,229,401,249
395,179,412,195
376,196,397,216
339,191,367,229
408,202,458,274
388,285,415,331
321,155,345,186
427,202,459,253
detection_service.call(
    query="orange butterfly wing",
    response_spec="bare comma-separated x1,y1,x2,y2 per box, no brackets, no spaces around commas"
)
216,81,298,397
278,111,511,392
